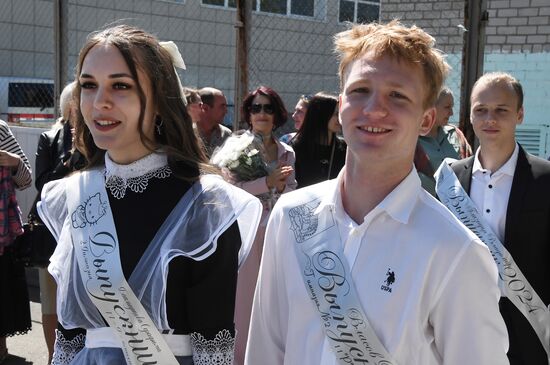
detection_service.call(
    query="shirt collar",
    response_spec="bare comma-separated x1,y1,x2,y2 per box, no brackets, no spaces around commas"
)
473,142,519,177
315,166,422,226
275,137,291,160
314,169,342,214
418,126,447,144
104,150,168,181
435,126,448,144
209,124,223,141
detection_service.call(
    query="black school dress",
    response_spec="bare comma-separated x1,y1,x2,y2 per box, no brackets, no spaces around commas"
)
49,154,243,364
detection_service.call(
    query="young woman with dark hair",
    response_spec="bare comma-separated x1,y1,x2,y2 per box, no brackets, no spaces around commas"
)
37,24,261,364
291,92,346,187
279,94,311,144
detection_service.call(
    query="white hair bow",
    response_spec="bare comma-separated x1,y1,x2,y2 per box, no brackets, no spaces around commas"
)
159,41,186,70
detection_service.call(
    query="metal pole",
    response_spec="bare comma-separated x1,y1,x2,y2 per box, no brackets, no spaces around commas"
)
53,0,69,119
234,0,251,131
459,0,488,146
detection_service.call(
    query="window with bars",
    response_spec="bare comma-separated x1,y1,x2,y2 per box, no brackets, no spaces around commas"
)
257,0,314,17
202,0,319,18
202,0,236,7
8,83,54,109
339,0,380,23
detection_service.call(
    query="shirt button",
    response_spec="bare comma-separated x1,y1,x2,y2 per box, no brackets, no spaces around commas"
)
488,184,493,188
486,209,491,213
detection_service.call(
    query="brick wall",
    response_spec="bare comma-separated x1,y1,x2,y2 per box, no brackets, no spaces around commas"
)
382,0,550,127
381,0,550,58
380,0,466,54
381,0,467,120
486,0,550,53
484,0,550,126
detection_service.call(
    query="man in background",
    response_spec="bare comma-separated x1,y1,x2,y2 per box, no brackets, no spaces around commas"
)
197,87,231,156
447,72,550,364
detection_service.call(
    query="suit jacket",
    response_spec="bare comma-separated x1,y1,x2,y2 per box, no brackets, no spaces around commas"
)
450,145,550,365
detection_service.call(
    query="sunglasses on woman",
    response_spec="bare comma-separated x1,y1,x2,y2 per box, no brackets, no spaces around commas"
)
249,103,274,115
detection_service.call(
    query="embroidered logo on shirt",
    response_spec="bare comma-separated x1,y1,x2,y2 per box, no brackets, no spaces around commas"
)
381,268,395,293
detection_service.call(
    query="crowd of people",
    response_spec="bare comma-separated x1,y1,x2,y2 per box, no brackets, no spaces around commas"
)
0,19,547,365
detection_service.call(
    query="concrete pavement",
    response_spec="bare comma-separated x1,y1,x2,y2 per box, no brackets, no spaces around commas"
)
3,268,49,365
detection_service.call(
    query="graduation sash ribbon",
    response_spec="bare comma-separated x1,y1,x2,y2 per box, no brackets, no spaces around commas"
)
435,162,550,363
289,197,395,365
67,170,179,365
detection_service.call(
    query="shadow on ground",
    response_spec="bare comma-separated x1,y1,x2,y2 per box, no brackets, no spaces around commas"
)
2,268,45,365
2,353,34,365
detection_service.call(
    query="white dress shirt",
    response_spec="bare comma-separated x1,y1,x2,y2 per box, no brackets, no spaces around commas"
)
470,143,519,242
245,168,509,365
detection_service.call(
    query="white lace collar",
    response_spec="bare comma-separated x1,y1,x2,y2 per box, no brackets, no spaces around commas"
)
104,152,172,199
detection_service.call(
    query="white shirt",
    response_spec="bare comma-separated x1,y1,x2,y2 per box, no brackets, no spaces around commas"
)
246,168,509,365
471,143,519,242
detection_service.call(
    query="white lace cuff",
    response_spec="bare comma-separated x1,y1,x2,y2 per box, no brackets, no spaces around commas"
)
51,329,86,365
190,329,235,365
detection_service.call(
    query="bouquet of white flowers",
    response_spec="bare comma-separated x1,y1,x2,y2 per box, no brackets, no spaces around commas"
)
211,130,268,182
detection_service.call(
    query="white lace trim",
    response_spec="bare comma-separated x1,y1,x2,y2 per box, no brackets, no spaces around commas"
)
190,329,235,365
51,329,86,365
104,151,172,199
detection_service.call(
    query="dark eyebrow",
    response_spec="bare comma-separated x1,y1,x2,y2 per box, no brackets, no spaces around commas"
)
79,73,133,79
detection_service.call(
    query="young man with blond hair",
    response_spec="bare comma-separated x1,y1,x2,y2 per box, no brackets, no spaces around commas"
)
443,72,550,364
245,21,509,365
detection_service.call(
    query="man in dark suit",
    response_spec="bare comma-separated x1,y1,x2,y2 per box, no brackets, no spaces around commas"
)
449,72,549,364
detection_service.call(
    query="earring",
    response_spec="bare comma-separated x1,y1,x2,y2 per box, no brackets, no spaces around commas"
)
155,116,163,135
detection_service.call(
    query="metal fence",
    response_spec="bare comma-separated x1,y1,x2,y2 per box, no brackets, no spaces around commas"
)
247,0,342,133
3,0,482,214
0,0,476,132
380,0,467,129
3,0,550,213
11,0,550,140
0,0,56,127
